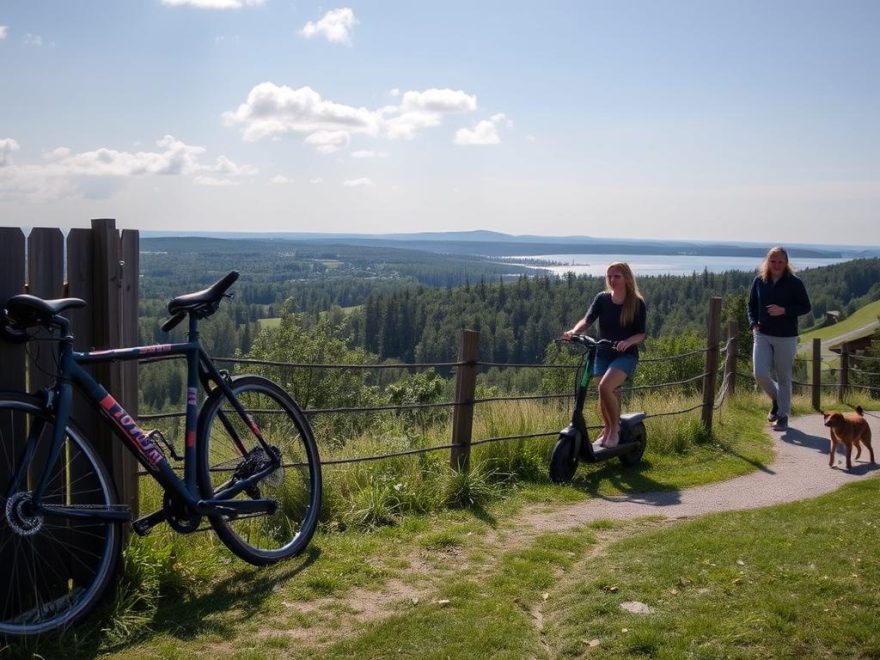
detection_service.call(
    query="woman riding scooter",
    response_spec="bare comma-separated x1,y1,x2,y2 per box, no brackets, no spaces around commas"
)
563,262,647,449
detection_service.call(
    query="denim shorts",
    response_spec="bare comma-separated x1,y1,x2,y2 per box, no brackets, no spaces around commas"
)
593,351,638,379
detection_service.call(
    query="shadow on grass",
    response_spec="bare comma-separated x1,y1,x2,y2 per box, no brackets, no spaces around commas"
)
145,544,322,642
4,545,323,660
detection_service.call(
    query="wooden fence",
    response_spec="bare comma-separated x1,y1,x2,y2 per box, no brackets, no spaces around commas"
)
0,219,141,514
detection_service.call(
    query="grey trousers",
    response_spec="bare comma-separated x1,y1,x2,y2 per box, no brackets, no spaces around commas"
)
752,332,798,418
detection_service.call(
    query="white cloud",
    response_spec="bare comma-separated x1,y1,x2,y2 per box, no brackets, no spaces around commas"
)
304,130,350,154
0,135,256,201
0,25,8,40
383,89,477,140
222,83,379,143
343,177,374,188
270,175,292,184
224,83,480,150
401,89,477,114
161,0,264,9
454,113,509,146
23,33,43,47
0,138,20,166
300,8,357,45
309,177,324,184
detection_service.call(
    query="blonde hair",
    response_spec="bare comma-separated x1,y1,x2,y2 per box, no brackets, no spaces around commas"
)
606,261,644,327
759,246,794,282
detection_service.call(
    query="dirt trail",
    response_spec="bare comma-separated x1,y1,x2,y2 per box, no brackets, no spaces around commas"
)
521,411,879,531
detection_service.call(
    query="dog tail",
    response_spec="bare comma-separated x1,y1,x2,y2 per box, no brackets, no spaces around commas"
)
856,405,864,416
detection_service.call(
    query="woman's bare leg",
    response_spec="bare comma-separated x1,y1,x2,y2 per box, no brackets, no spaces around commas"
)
598,368,628,447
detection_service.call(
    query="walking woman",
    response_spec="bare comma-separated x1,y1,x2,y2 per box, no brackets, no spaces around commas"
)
563,262,647,448
748,246,812,431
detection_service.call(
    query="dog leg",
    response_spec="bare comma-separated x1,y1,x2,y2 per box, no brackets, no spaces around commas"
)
846,442,853,471
855,440,862,461
829,431,838,467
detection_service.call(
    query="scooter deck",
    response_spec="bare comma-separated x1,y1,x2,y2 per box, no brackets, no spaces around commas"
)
580,438,640,461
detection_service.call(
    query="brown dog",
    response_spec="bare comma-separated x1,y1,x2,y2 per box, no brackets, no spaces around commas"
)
823,406,874,470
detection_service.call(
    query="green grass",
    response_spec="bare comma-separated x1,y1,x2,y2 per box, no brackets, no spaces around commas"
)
800,299,880,345
87,476,880,659
9,392,872,658
544,477,880,658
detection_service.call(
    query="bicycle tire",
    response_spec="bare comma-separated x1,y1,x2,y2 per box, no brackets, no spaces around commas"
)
0,393,122,637
197,376,322,565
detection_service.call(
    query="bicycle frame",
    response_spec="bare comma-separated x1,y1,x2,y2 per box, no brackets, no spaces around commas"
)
16,314,278,523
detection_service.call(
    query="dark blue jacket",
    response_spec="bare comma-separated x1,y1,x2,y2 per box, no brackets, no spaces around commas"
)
747,273,811,337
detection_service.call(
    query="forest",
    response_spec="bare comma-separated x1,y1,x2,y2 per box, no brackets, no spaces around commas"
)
135,236,880,412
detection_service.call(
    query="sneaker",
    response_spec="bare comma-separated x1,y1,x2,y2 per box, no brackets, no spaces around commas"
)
767,400,779,422
771,416,788,431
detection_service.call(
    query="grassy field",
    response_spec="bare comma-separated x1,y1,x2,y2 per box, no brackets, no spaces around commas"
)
7,392,879,658
800,299,880,346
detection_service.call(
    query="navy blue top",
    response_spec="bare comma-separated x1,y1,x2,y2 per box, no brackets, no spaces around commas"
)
747,272,811,337
585,292,647,356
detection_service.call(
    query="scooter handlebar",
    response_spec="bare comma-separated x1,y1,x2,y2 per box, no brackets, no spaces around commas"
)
560,334,614,349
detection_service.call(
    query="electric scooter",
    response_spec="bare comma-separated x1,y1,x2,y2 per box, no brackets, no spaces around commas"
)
549,334,647,483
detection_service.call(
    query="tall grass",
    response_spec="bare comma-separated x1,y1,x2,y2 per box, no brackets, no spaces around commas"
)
97,388,777,643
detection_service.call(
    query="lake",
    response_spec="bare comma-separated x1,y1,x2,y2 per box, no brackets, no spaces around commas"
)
507,253,851,277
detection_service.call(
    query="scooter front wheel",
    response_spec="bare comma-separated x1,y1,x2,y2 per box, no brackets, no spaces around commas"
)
549,433,579,483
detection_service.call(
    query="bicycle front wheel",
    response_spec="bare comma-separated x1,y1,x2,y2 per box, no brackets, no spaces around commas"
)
197,376,321,565
0,393,122,637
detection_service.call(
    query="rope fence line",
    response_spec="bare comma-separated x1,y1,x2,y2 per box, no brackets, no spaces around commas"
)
131,307,875,477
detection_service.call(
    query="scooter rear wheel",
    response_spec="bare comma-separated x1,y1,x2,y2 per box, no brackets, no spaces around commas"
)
549,433,579,483
618,422,647,467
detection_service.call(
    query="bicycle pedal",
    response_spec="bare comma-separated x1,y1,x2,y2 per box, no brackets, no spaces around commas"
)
148,429,183,461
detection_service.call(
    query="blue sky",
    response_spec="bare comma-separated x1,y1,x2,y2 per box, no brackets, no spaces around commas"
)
1,1,878,245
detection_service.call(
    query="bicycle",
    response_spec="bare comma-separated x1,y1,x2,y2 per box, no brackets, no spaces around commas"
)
549,334,647,483
0,271,322,637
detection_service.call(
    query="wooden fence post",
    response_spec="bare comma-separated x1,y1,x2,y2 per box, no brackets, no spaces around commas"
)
702,297,722,431
0,228,26,585
812,338,821,410
0,227,26,391
724,319,737,396
450,329,479,472
839,342,849,402
89,219,140,516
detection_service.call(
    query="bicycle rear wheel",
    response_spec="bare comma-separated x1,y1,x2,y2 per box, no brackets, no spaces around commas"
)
197,376,321,565
0,393,122,637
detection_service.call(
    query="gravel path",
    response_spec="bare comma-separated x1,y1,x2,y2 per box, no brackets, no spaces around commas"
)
526,411,880,529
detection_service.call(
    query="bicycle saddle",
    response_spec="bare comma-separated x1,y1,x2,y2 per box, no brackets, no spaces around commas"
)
166,271,239,318
4,294,87,325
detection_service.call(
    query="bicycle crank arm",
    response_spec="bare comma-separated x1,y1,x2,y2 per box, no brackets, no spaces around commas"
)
198,498,277,517
132,508,168,536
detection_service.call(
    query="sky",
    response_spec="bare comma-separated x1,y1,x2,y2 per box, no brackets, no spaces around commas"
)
1,0,878,245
